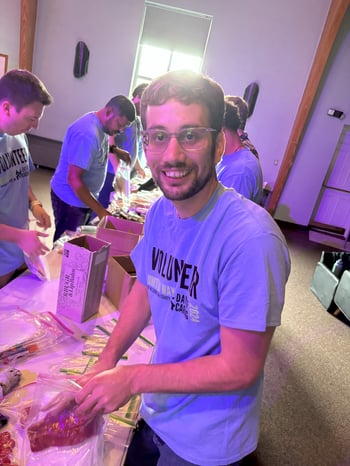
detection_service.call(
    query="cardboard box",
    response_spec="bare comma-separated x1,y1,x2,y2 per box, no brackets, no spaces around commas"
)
97,216,143,257
105,255,137,309
56,235,110,322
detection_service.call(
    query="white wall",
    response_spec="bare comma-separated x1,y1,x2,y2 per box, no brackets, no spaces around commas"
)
4,0,346,227
0,0,20,70
275,7,350,225
31,0,145,140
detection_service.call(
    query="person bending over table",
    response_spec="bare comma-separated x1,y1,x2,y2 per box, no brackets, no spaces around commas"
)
0,69,53,289
75,70,291,466
50,95,135,242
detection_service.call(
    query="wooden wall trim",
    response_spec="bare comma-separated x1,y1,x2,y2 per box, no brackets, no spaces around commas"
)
266,0,350,215
19,0,38,70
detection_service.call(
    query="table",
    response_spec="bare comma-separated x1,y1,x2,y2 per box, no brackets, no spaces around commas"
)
0,249,155,465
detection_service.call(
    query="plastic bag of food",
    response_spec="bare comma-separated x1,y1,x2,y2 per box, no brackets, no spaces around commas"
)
21,373,106,465
0,309,83,366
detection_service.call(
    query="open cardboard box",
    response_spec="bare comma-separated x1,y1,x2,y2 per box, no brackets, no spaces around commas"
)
97,215,143,257
56,235,110,322
105,255,137,309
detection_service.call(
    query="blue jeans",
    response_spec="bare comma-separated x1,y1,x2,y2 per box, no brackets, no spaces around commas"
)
124,419,245,466
51,189,92,242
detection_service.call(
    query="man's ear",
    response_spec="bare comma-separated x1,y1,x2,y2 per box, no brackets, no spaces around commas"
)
214,130,225,164
105,107,112,117
1,101,11,116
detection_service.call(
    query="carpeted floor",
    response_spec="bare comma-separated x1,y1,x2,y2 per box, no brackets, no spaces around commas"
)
249,225,350,466
30,168,350,466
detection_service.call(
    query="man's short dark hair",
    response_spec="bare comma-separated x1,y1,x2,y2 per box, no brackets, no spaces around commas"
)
0,69,53,111
106,95,136,122
132,83,148,99
140,70,224,132
223,100,241,133
226,95,248,130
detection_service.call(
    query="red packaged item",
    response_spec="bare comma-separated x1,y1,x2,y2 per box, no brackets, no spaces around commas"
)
0,431,17,465
28,398,102,452
22,374,105,466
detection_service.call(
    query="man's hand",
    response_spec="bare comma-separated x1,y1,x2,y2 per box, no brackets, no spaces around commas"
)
76,358,114,388
75,366,134,418
110,145,132,165
17,230,49,256
31,204,51,229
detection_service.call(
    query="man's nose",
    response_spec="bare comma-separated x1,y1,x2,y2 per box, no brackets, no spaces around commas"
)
163,135,185,160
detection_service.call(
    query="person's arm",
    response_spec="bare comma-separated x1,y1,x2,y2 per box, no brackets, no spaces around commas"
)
0,184,50,256
78,279,151,380
67,164,109,219
76,309,275,416
28,185,51,229
0,224,49,256
109,145,132,166
133,158,146,178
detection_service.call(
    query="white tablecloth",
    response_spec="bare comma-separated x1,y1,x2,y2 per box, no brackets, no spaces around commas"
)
0,249,154,465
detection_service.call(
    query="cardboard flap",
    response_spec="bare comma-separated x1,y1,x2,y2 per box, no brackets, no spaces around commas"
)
98,215,144,235
69,234,111,252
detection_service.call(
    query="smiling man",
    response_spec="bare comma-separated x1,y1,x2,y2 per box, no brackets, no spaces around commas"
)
0,69,53,289
76,70,291,466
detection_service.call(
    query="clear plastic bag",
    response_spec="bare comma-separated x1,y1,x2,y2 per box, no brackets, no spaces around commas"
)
21,373,106,465
0,309,81,366
113,161,131,206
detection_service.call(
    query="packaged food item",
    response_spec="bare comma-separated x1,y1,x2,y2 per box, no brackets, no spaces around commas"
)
0,430,17,464
22,374,106,465
0,309,81,366
24,253,50,281
0,367,21,399
27,397,102,452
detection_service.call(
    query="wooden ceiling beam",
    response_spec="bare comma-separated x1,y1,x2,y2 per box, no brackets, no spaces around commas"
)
19,0,38,71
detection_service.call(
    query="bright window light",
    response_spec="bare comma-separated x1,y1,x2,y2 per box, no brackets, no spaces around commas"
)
170,51,202,73
138,45,171,78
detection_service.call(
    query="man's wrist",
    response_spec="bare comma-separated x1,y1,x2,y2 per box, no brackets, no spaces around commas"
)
29,200,43,211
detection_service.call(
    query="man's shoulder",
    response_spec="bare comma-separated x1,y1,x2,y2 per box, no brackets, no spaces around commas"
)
217,190,281,236
68,112,95,130
0,132,28,150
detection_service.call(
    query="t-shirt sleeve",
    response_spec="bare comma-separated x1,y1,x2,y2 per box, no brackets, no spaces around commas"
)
218,233,290,331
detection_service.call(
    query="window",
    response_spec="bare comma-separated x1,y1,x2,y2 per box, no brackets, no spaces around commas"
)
131,2,212,89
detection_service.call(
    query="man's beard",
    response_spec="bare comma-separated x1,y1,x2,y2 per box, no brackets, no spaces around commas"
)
154,148,217,202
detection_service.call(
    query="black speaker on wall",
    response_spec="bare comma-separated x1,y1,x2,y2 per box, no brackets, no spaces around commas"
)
73,41,90,78
243,82,259,118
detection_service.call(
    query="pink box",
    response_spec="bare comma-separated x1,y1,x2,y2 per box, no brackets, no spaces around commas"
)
56,235,110,322
105,255,137,309
97,216,143,257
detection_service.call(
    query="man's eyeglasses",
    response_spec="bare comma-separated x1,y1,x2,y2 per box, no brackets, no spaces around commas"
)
142,127,217,154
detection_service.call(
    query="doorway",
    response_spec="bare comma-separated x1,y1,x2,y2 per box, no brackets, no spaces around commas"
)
309,124,350,251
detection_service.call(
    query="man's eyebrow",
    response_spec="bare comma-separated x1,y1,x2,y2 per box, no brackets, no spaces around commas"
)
146,125,201,131
146,125,167,130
